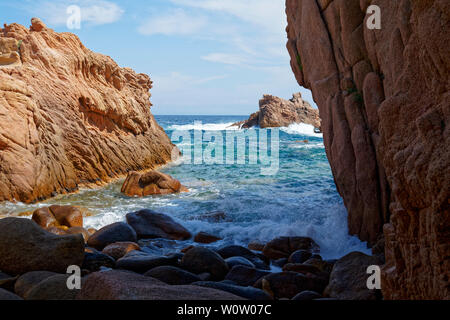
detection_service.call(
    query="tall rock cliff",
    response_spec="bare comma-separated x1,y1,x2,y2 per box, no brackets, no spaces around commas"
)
0,19,175,203
286,1,449,299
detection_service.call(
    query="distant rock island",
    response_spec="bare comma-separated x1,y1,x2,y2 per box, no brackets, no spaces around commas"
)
232,93,321,130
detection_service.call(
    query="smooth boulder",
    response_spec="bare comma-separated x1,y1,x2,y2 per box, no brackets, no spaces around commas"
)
121,170,188,197
14,271,58,298
32,205,83,228
262,237,319,260
77,270,243,300
87,222,137,250
192,281,272,300
217,245,269,270
194,232,222,244
181,247,229,280
126,209,191,240
116,251,179,273
0,218,85,275
102,242,140,260
225,266,271,287
144,266,201,285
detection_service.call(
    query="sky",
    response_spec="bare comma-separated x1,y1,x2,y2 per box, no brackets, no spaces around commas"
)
0,0,316,115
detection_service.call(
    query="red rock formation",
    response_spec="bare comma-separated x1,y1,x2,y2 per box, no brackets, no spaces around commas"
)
233,93,321,129
286,0,449,299
0,19,175,203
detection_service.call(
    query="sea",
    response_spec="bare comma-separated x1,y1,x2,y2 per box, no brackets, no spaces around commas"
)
0,115,370,259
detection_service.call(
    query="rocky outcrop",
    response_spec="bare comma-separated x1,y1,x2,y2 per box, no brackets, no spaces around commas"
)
286,0,449,299
233,93,321,129
121,170,187,197
0,18,175,203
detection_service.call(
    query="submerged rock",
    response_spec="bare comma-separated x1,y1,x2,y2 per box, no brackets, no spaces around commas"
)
126,209,191,240
0,218,84,275
121,170,188,197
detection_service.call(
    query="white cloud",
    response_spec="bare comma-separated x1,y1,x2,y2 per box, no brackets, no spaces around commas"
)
201,53,247,66
25,0,123,26
138,9,207,36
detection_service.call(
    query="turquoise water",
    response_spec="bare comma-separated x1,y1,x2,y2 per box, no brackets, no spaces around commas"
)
0,115,369,259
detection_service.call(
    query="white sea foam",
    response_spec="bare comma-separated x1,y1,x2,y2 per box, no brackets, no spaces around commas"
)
167,122,240,131
281,123,323,137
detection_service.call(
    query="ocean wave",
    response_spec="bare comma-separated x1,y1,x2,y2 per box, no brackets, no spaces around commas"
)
167,122,240,131
280,123,323,137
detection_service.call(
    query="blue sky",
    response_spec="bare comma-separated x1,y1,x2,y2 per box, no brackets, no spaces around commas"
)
0,0,316,115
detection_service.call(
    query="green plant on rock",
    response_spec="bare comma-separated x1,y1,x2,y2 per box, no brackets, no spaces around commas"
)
296,54,303,71
17,40,22,51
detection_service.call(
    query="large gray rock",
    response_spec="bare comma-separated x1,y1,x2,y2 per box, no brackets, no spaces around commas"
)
324,252,381,300
126,209,191,240
0,218,85,275
76,270,244,300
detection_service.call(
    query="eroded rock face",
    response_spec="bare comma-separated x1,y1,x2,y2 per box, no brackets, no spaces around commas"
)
0,19,175,203
121,170,187,197
286,0,449,299
233,93,321,129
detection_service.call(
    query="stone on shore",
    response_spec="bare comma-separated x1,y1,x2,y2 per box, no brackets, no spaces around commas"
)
262,236,319,260
192,281,272,300
144,266,201,285
87,222,137,250
14,271,58,298
217,245,269,270
126,209,191,240
102,242,140,260
121,170,188,197
181,247,229,280
225,257,255,269
76,270,244,300
194,232,222,244
82,249,116,272
0,218,85,275
116,251,179,273
324,252,381,300
32,205,83,229
225,266,271,287
292,290,322,301
25,274,81,300
0,288,22,300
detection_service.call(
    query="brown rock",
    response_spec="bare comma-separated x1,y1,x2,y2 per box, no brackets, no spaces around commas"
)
46,226,69,236
121,170,187,197
324,252,381,300
0,218,85,275
25,274,81,300
48,205,83,228
126,209,191,240
0,19,175,204
32,207,58,228
66,227,91,242
30,18,46,32
194,232,222,244
102,242,140,260
262,236,319,260
233,93,321,129
76,270,244,300
14,271,58,298
286,0,450,299
87,222,137,250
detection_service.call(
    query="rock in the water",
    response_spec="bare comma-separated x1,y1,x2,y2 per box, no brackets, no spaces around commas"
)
116,251,178,273
254,272,327,299
292,290,322,301
82,249,116,272
87,222,137,250
225,266,271,287
232,93,321,129
190,211,228,223
77,270,244,300
144,266,201,285
14,271,58,298
324,252,381,300
32,205,83,229
121,171,188,197
0,288,22,300
126,209,191,240
288,250,312,264
25,275,81,300
216,245,269,270
262,237,319,260
193,281,272,300
0,218,84,275
102,242,140,260
194,232,222,244
181,247,229,280
0,19,175,204
225,257,255,269
248,241,265,252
